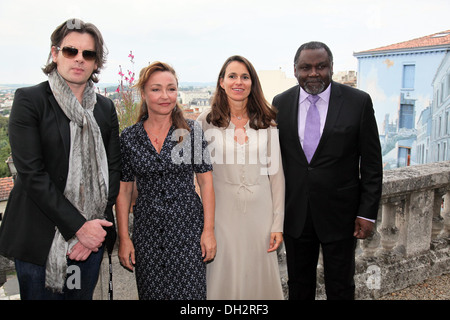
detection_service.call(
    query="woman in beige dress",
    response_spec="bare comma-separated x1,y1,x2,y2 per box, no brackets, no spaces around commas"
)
197,55,285,299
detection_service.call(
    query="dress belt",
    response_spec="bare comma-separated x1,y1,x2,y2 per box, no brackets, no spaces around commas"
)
236,182,254,214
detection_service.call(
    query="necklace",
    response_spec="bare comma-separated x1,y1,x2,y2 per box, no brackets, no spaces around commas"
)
231,112,246,120
147,130,161,145
145,120,171,147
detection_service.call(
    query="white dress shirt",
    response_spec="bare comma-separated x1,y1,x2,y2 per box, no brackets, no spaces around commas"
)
297,85,331,147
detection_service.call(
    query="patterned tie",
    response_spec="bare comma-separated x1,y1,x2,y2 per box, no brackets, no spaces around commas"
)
303,95,320,163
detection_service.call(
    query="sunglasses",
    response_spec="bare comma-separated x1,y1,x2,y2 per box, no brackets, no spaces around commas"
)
56,46,97,61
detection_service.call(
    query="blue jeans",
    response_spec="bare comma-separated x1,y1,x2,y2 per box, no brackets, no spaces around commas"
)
15,246,104,300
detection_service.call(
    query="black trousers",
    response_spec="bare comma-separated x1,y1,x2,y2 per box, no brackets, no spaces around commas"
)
284,208,357,300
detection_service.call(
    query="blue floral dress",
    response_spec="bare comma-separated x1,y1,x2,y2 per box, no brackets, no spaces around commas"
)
119,117,212,300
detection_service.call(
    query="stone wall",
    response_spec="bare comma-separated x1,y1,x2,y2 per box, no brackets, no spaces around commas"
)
316,161,450,299
0,255,14,287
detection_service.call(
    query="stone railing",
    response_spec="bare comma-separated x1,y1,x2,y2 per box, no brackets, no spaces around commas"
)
94,162,450,300
314,161,450,299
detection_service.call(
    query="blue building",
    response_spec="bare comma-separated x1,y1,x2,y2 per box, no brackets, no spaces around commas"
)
416,106,432,164
430,51,450,163
354,30,450,168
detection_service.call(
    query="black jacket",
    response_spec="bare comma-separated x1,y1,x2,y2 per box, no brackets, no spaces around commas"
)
272,81,382,242
0,81,121,265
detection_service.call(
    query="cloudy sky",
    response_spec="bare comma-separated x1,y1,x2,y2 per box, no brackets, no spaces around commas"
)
1,0,449,86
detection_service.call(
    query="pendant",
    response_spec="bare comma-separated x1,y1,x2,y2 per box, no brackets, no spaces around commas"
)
232,113,243,120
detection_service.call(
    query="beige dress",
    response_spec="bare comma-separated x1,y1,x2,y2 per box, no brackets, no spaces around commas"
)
197,110,285,300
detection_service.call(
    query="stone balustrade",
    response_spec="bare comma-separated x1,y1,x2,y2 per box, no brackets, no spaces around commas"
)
314,161,450,299
95,162,450,299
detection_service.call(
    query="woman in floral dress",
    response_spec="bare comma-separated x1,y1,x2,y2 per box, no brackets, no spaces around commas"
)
115,61,216,300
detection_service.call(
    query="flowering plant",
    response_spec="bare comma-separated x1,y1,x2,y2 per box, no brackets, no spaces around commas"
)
115,51,140,132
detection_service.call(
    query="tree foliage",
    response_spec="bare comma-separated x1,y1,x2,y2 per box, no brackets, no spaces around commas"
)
0,115,11,177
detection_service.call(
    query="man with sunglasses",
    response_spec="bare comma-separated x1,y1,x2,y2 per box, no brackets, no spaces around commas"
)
0,19,121,299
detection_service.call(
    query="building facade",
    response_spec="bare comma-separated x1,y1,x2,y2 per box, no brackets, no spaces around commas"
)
416,106,432,164
430,52,450,163
354,30,450,168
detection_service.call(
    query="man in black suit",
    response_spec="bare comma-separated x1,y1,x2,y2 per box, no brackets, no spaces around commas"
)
272,42,382,300
0,19,121,299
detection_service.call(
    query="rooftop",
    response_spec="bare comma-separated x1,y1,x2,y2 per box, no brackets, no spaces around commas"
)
0,177,13,201
354,30,450,56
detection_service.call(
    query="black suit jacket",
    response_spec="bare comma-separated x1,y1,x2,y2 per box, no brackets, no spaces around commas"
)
0,81,121,266
272,81,382,243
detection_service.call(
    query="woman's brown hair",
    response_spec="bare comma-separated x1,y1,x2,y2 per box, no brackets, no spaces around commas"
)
134,61,190,133
207,55,276,129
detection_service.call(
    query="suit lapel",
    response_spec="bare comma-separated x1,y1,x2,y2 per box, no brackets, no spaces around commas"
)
284,86,311,164
288,86,303,150
281,84,344,164
314,81,343,159
47,83,71,160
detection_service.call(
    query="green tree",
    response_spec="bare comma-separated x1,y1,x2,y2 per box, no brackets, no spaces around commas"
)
0,116,11,177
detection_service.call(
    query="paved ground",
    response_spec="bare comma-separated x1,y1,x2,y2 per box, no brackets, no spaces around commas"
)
0,273,19,300
2,272,449,300
377,272,450,300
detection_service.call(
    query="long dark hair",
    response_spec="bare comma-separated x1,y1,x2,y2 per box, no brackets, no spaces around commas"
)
207,55,276,129
42,18,107,83
134,61,190,133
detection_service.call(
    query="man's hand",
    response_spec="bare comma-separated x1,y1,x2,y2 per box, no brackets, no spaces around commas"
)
67,242,92,261
75,219,112,251
353,217,374,239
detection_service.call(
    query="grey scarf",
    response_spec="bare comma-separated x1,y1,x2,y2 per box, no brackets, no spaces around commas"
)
46,71,109,293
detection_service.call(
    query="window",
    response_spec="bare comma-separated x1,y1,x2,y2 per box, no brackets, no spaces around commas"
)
446,111,449,135
444,142,447,161
398,104,414,129
447,74,450,97
397,146,411,167
402,64,415,89
433,119,436,139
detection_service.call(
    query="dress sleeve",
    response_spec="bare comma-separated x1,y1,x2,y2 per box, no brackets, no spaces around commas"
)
267,125,285,233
